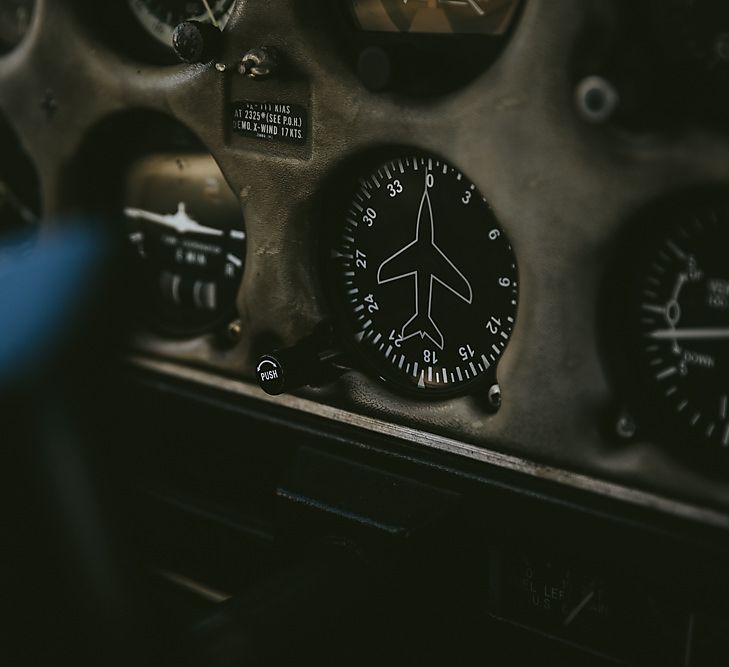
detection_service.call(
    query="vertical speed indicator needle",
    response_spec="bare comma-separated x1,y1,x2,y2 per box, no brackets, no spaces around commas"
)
618,192,729,456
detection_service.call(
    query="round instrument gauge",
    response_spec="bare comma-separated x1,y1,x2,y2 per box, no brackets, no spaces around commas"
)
611,191,729,456
350,0,521,35
321,0,523,94
649,0,729,110
652,0,729,75
123,152,245,336
128,0,235,48
325,152,518,397
0,113,40,257
0,0,34,54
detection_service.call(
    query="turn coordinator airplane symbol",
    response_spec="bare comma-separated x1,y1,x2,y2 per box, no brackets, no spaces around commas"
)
377,177,473,351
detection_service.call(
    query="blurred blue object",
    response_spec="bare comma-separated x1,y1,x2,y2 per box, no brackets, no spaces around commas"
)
0,222,106,385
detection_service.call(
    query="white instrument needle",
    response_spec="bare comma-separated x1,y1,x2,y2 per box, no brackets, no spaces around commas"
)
563,590,595,627
200,0,219,27
648,328,729,340
124,202,223,237
466,0,486,16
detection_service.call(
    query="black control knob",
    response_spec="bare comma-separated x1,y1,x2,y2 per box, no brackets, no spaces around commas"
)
172,21,222,64
256,325,349,396
256,350,309,396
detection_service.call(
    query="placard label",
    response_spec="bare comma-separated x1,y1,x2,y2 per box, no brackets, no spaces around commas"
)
231,101,307,145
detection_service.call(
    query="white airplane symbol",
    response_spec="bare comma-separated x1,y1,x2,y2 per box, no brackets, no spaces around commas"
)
377,176,473,351
123,202,224,237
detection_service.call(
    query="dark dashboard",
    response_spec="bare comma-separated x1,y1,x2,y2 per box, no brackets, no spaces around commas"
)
1,1,729,665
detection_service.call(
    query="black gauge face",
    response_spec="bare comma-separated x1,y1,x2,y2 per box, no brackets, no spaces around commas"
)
616,193,729,455
128,0,235,47
0,0,34,54
496,549,684,662
322,0,522,95
649,0,729,110
327,153,518,397
123,153,245,336
0,114,40,256
350,0,520,35
502,552,611,638
0,178,36,261
658,0,729,72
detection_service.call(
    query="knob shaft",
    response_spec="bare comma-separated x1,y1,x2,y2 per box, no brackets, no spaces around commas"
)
256,325,349,396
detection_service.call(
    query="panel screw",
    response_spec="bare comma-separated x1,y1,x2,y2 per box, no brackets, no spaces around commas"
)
41,89,58,120
488,384,502,411
225,319,242,343
615,409,637,440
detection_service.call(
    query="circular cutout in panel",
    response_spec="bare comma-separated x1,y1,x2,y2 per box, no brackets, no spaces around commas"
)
0,113,41,256
73,0,235,65
650,0,729,103
349,0,521,35
310,0,524,95
323,150,518,398
604,188,729,466
127,0,236,50
71,111,245,337
0,0,35,55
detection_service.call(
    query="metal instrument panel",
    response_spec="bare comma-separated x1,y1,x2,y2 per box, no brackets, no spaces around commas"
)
3,0,729,522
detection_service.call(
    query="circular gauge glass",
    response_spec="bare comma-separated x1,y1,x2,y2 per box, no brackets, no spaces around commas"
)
127,0,235,48
316,0,522,94
0,0,34,54
614,191,729,455
648,0,729,113
325,152,518,397
0,113,40,257
349,0,521,35
123,152,245,336
652,0,729,75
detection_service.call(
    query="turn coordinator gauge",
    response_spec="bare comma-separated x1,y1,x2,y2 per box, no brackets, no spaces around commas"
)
123,153,245,337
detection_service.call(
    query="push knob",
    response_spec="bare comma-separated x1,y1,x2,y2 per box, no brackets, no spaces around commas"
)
256,325,349,396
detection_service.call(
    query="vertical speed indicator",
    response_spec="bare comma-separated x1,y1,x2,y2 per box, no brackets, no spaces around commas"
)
325,152,518,397
608,189,729,463
629,196,729,451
